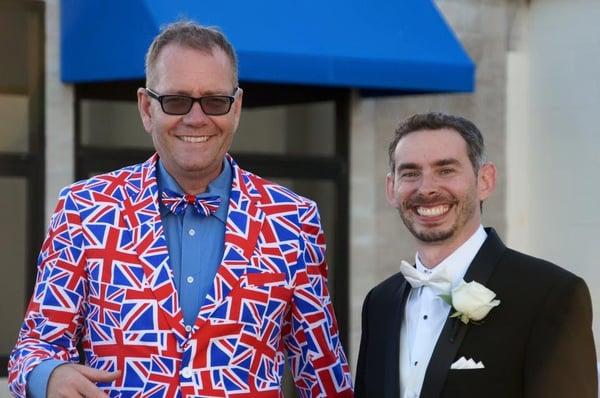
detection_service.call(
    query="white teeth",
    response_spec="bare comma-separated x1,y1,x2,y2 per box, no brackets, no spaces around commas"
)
180,136,209,143
416,205,449,217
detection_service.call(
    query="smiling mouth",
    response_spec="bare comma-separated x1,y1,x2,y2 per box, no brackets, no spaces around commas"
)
179,136,210,143
416,204,450,217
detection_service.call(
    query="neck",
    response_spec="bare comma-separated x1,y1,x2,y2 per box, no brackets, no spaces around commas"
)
416,224,481,269
173,166,222,196
178,179,209,196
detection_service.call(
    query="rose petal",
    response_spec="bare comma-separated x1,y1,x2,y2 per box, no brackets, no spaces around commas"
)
451,280,500,321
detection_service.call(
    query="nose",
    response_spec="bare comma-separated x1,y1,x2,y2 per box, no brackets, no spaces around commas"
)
183,101,209,124
416,172,439,196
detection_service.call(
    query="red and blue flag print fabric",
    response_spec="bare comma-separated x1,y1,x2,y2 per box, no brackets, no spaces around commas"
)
8,154,353,397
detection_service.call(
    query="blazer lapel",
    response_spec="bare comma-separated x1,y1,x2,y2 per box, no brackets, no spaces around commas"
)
386,278,411,398
124,154,187,343
195,156,265,327
420,228,506,398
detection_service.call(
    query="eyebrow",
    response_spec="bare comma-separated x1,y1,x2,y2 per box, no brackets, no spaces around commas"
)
396,158,461,173
397,162,421,173
433,158,461,167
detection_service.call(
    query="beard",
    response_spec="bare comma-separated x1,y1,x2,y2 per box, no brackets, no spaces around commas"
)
399,189,478,243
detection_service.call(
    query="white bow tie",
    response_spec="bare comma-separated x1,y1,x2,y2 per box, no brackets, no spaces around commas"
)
399,260,452,294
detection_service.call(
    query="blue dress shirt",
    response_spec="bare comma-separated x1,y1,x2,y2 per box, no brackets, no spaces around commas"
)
156,158,231,326
27,158,232,397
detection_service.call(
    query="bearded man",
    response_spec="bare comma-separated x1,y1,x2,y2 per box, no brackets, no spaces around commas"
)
355,112,596,398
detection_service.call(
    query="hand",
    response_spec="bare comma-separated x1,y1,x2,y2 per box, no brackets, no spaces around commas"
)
47,363,121,398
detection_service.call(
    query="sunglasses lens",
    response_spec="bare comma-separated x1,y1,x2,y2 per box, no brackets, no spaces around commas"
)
162,96,192,115
201,97,232,115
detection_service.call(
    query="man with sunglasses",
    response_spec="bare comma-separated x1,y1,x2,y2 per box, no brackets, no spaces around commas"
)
9,21,353,398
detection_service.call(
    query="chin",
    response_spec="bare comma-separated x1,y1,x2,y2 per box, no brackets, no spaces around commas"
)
417,232,452,243
411,223,457,243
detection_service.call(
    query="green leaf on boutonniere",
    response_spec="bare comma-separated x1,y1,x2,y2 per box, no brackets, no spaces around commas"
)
439,294,453,307
450,311,471,324
450,311,482,325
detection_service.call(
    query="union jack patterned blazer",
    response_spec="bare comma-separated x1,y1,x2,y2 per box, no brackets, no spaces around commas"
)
9,154,353,397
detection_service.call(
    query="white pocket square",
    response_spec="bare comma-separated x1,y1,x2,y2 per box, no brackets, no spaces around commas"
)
450,356,485,370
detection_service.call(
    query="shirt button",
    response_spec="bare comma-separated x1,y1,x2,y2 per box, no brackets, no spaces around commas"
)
414,361,418,366
423,315,428,320
188,228,195,236
185,325,192,332
186,276,194,283
181,367,192,378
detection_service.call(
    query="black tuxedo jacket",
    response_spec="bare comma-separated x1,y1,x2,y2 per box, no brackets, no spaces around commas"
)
355,228,597,398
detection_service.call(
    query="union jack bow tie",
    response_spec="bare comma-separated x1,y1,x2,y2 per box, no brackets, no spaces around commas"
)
161,188,222,217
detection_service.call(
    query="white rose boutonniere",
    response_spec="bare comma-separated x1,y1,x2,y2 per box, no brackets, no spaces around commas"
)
441,280,500,325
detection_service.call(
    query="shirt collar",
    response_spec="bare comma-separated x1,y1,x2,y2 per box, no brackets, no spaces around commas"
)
415,225,487,288
156,158,232,223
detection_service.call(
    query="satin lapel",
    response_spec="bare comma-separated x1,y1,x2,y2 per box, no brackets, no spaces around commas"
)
385,278,411,398
420,228,506,398
195,156,265,327
124,154,187,342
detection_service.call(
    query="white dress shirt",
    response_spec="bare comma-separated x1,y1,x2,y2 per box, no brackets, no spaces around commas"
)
399,226,487,398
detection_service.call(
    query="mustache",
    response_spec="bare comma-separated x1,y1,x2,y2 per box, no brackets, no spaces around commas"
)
403,193,455,208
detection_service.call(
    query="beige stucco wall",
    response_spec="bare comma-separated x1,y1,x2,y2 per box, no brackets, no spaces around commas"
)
507,0,600,359
45,0,74,220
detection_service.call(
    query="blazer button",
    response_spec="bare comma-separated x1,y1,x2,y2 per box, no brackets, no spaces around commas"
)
181,367,193,378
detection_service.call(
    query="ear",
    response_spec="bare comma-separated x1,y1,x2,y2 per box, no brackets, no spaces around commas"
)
137,88,153,133
231,87,244,132
477,162,496,202
385,172,397,207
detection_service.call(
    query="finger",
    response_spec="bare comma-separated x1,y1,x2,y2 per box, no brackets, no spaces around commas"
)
48,364,119,397
73,364,121,382
76,376,110,398
48,364,90,398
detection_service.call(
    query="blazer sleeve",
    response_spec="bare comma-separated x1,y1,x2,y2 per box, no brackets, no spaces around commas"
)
524,276,597,398
8,186,88,397
284,201,354,397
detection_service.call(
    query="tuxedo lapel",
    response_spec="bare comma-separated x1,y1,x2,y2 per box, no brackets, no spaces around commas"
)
386,278,411,398
420,228,506,398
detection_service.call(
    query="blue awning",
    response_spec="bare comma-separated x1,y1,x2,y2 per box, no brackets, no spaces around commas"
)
61,0,475,92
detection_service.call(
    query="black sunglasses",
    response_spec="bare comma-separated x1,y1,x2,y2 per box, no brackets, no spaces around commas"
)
145,87,238,116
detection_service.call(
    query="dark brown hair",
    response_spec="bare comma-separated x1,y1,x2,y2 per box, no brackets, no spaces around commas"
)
388,112,485,174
